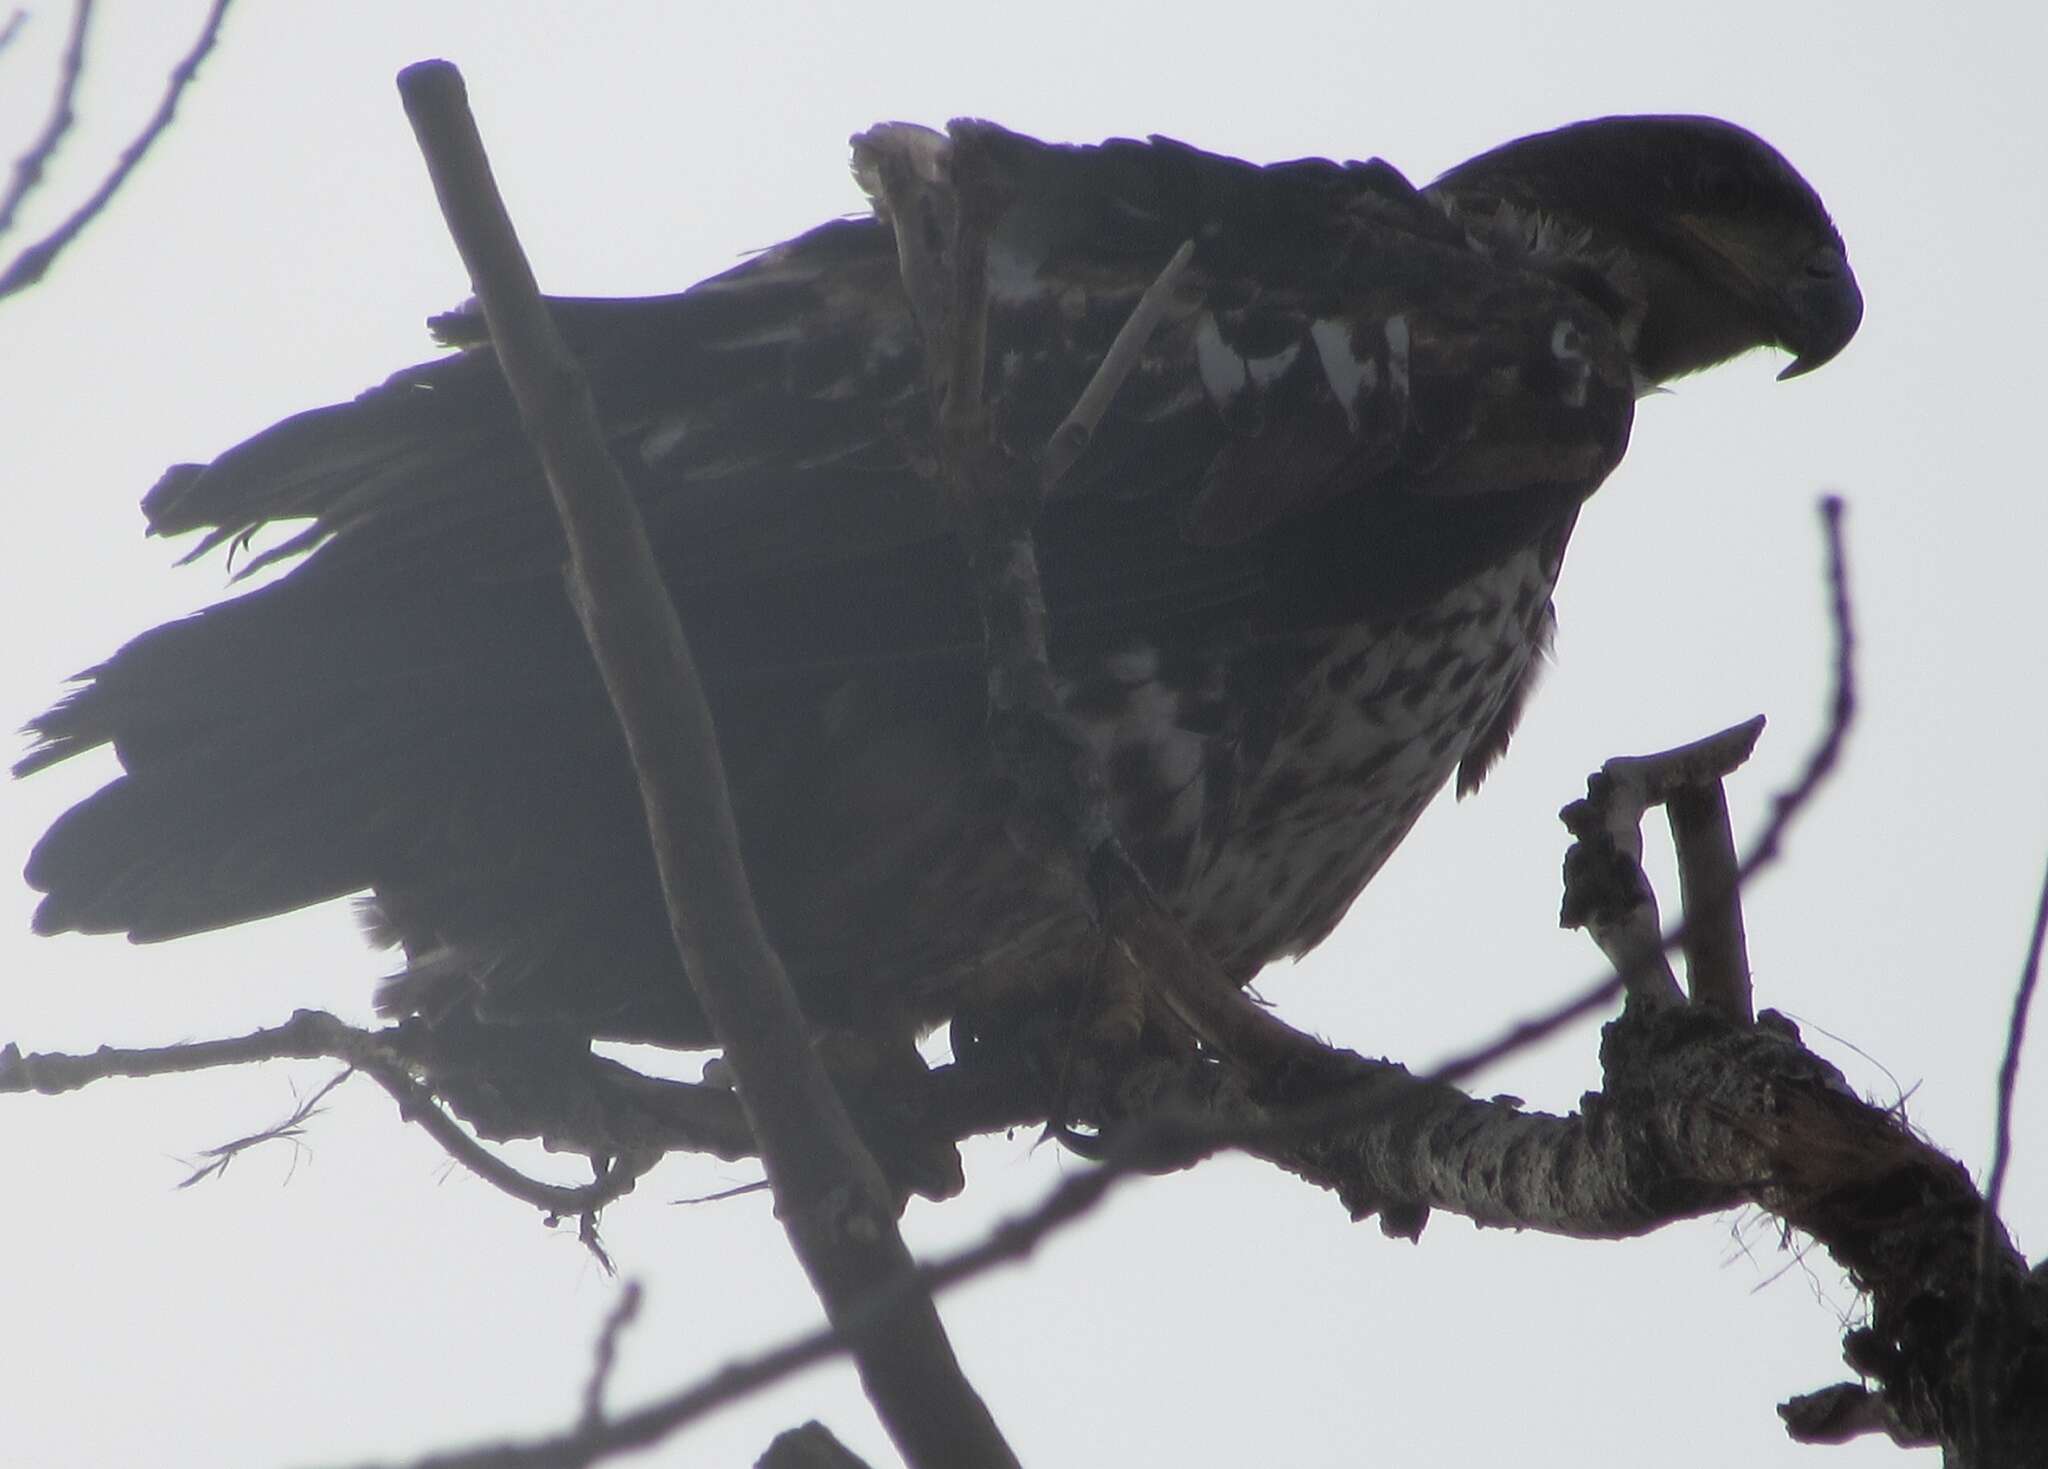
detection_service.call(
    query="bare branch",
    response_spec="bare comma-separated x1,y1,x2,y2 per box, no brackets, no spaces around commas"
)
0,10,31,59
1041,237,1195,490
1747,495,1858,870
1,1012,646,1222
395,62,1016,1469
3,1008,362,1092
1984,850,2048,1239
178,1067,348,1188
0,0,230,301
580,1281,643,1432
0,0,90,242
1971,851,2048,1459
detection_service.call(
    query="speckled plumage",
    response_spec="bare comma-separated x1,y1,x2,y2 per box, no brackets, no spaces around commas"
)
20,117,1859,1049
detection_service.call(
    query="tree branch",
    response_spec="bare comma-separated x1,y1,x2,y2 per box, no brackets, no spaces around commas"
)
395,62,1016,1469
0,0,230,301
0,10,31,60
0,0,91,242
0,1010,649,1226
1969,852,2048,1460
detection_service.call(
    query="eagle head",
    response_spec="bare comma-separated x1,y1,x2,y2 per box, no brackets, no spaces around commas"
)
1430,114,1862,386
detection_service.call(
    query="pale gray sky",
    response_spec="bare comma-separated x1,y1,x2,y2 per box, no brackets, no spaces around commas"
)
3,4,2042,1466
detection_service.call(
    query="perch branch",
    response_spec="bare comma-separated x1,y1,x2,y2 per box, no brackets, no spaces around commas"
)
396,62,1016,1469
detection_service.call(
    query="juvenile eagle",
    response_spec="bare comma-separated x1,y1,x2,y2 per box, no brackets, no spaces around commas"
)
20,116,1859,1053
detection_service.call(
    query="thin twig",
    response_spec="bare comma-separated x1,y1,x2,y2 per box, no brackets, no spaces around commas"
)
1971,851,2048,1460
0,0,229,301
1041,237,1195,490
1747,495,1857,871
0,10,32,60
0,0,89,241
395,62,1016,1469
0,1011,644,1222
580,1281,644,1430
1982,855,2047,1250
178,1067,349,1187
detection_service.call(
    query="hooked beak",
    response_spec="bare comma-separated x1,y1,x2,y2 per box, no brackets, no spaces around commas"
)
1774,241,1863,379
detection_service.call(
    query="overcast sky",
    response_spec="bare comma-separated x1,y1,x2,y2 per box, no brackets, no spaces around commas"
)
3,4,2043,1466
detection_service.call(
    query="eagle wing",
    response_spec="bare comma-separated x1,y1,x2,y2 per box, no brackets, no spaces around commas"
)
123,127,1633,673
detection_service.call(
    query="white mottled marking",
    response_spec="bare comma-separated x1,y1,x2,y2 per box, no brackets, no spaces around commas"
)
987,237,1045,304
1383,315,1411,402
1310,319,1374,431
1100,644,1160,684
1150,726,1204,795
1179,542,1560,965
640,415,688,465
1243,341,1301,387
1550,318,1590,407
705,320,806,350
1194,313,1249,406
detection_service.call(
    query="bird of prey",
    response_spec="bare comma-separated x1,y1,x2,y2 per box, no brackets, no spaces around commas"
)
19,115,1859,1060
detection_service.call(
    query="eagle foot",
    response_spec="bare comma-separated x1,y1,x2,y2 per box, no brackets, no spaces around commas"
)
812,1023,968,1205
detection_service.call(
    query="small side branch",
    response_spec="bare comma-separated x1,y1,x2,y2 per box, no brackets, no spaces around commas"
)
1969,853,2048,1461
0,1011,645,1223
0,0,92,241
580,1281,644,1432
0,0,230,301
0,11,32,59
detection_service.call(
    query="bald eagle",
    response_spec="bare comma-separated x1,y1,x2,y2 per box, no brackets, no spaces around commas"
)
20,115,1858,1056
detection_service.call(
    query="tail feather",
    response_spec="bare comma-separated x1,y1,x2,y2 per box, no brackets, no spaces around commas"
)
26,767,377,940
19,545,603,945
